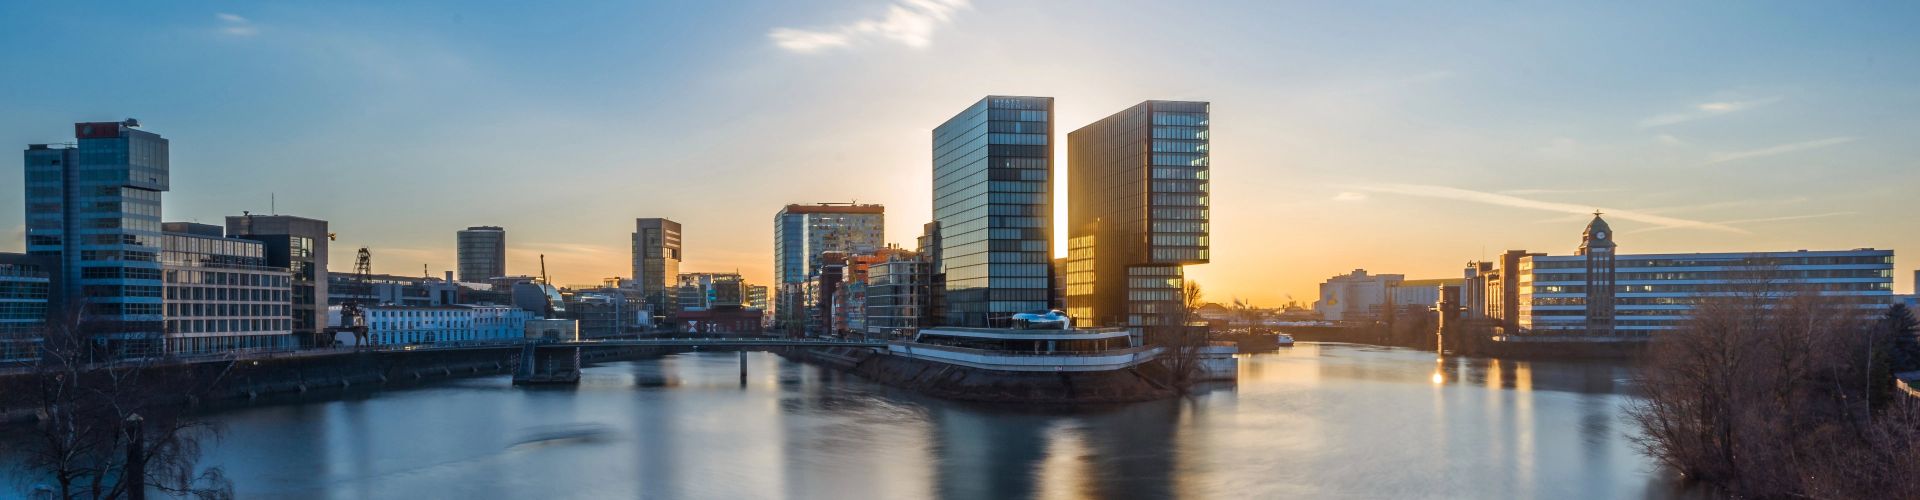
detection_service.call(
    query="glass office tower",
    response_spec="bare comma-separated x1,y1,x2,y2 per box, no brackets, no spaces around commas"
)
932,96,1054,327
771,203,884,333
24,120,169,351
1065,101,1210,337
457,226,507,283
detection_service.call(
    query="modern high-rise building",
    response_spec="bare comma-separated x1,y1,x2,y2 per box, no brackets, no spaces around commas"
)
158,222,294,353
772,203,884,332
0,253,54,363
632,218,682,318
1515,215,1894,333
932,96,1054,327
1065,101,1210,336
24,120,169,350
456,226,507,283
227,214,329,344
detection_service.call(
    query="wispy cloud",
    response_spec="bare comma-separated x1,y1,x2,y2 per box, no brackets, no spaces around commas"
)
1332,191,1368,202
1353,183,1748,234
1626,212,1856,235
215,13,259,37
1639,96,1780,128
1703,137,1856,165
1655,134,1686,146
769,0,970,54
1498,187,1624,196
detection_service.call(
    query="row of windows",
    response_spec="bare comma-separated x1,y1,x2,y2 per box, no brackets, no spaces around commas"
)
0,282,50,299
1533,255,1894,269
988,168,1049,181
166,318,290,334
1151,140,1207,153
1152,126,1208,141
1152,248,1209,261
168,302,290,318
1151,180,1207,193
988,109,1048,121
85,303,163,316
81,250,158,262
988,180,1047,193
0,302,49,320
988,121,1047,134
1151,112,1209,126
1151,194,1208,207
1152,207,1208,220
1129,277,1180,289
1527,282,1893,294
84,284,163,298
1151,234,1208,246
1151,168,1208,180
167,285,289,302
988,133,1048,146
1535,269,1893,281
1152,221,1208,233
81,267,163,280
166,270,291,288
1152,154,1209,167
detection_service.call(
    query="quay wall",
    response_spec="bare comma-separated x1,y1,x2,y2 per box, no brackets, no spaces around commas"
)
786,348,1181,404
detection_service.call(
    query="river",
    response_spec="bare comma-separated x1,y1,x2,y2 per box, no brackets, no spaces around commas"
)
5,343,1696,499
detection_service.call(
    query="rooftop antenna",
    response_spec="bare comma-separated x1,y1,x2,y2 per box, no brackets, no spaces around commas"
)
271,193,276,215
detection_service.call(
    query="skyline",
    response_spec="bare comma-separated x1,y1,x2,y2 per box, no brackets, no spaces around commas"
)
5,1,1918,304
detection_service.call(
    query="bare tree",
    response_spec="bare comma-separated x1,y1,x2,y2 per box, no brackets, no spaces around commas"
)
2,309,232,499
1153,280,1209,388
1627,272,1920,497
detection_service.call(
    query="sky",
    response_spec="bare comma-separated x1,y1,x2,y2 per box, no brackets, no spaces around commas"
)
3,1,1918,306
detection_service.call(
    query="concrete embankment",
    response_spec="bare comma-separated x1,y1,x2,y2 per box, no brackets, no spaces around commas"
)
786,348,1181,404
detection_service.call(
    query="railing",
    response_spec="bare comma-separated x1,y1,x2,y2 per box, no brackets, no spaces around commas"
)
886,342,1165,372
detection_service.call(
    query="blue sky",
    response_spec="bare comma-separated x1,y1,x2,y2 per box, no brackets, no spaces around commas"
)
4,1,1917,304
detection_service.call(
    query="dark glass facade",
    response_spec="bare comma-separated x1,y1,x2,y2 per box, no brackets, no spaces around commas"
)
1065,101,1210,334
227,214,330,341
24,121,170,346
932,96,1054,327
457,226,507,283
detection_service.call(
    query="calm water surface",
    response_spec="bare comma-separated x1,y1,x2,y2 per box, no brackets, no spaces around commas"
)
8,343,1690,499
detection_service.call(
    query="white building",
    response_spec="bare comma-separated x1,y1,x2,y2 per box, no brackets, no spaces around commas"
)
360,304,535,345
160,223,295,354
1314,269,1401,322
1518,214,1895,333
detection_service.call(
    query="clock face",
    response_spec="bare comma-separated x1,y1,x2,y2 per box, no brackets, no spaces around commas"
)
1595,231,1607,239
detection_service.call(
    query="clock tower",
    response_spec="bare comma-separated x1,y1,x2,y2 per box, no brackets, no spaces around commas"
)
1577,212,1617,335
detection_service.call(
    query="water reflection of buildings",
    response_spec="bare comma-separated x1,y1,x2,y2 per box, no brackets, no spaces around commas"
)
925,397,1182,499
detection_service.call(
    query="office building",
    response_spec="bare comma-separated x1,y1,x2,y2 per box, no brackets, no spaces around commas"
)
865,250,934,338
675,272,747,313
1462,250,1538,331
0,253,54,363
932,96,1054,327
327,273,460,308
358,304,534,345
632,218,682,318
24,120,169,349
746,285,769,311
457,226,507,283
772,203,884,332
1065,101,1210,336
563,286,647,338
226,214,329,344
1516,215,1895,333
159,222,294,353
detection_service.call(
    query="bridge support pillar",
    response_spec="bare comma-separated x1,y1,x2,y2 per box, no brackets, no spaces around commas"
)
739,350,748,386
513,342,582,386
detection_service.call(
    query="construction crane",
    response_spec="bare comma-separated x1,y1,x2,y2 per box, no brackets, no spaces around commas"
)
539,254,556,318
